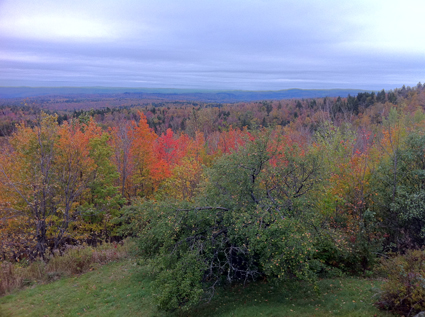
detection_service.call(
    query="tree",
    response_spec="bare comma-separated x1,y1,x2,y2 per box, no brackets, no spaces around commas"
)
0,114,61,258
377,89,386,103
111,112,169,200
127,131,322,311
110,119,133,198
388,91,397,104
74,119,123,243
312,121,384,272
373,131,425,249
0,114,115,259
130,112,169,198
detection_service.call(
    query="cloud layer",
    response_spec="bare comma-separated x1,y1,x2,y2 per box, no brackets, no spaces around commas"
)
0,0,424,89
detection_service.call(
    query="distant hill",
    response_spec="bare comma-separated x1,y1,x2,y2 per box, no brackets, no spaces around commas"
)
0,87,374,102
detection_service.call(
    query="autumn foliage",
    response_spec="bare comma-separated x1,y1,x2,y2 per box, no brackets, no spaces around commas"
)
1,83,425,313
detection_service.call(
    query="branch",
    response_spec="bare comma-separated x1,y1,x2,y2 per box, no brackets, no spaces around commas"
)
176,206,229,212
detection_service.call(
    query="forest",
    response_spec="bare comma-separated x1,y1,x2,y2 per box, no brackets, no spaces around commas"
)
1,83,425,315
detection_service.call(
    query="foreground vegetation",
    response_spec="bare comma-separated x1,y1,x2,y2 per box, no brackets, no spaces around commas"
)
0,258,391,317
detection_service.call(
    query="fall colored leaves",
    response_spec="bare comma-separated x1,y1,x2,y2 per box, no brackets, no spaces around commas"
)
0,111,255,260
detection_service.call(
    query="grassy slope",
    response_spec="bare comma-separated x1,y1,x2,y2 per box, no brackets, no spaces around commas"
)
0,259,392,317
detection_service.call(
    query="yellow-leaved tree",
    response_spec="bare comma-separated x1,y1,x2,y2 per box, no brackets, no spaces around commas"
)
0,113,120,260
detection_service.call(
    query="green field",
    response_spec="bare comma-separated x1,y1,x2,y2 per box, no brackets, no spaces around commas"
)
0,259,393,317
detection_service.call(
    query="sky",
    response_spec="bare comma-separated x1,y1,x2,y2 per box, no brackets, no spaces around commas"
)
0,0,424,90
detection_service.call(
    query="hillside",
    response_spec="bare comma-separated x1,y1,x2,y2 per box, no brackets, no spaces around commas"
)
0,258,390,317
0,87,373,101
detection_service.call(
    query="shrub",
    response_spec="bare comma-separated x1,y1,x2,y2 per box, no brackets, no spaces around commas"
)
0,262,21,295
45,243,125,275
0,241,130,296
129,132,323,311
313,219,383,276
376,249,425,316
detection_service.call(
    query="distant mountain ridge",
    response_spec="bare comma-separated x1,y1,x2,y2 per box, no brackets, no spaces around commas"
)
0,87,375,102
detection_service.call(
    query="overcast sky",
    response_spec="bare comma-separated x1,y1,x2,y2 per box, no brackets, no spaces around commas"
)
0,0,424,90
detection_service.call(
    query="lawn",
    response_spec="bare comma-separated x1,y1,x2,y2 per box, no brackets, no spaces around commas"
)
0,259,393,317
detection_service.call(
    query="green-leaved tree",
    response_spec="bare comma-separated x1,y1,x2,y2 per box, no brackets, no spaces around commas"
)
123,131,322,311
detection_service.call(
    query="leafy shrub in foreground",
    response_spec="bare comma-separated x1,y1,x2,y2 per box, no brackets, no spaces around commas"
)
376,249,425,316
128,132,323,311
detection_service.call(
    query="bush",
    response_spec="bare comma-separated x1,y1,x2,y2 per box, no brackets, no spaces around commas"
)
313,220,383,276
129,132,323,311
0,241,130,296
376,249,425,316
45,243,127,275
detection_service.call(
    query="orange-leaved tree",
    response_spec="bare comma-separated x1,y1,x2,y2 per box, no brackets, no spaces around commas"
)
111,111,169,200
0,113,114,259
155,130,206,201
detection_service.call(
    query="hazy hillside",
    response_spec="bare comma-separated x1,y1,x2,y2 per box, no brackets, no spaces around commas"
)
0,87,374,101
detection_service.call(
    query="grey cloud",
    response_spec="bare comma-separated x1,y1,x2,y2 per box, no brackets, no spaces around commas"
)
0,0,424,90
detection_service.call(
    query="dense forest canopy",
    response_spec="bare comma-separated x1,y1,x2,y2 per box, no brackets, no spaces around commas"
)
0,85,422,137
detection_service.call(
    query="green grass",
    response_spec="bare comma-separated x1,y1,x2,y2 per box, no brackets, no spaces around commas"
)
188,278,392,317
0,259,158,317
0,259,393,317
